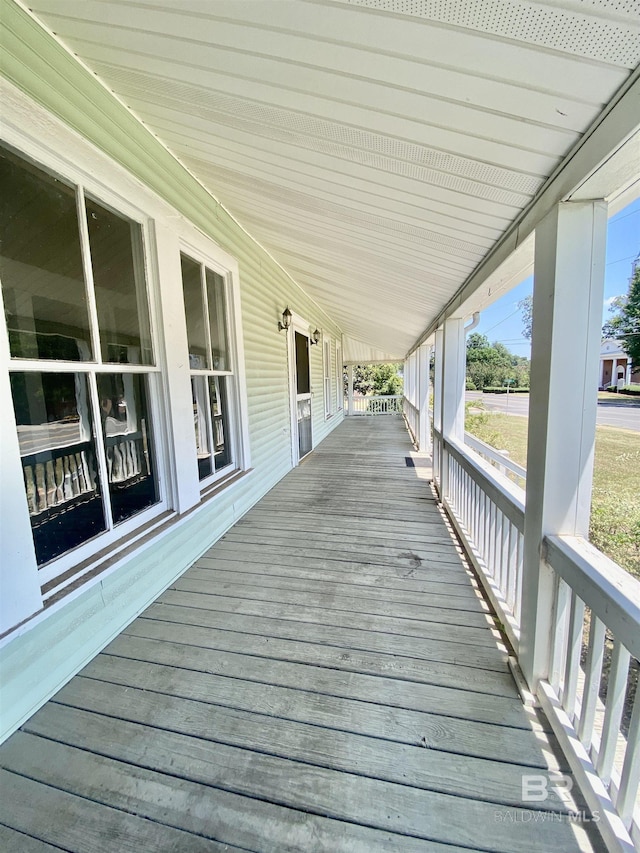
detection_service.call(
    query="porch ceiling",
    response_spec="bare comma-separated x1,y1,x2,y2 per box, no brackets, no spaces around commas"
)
26,0,640,358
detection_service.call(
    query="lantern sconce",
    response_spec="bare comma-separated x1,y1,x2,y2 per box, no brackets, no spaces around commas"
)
310,328,321,346
278,307,292,332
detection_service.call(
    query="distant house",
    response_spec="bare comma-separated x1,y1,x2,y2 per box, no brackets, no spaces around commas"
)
599,339,639,388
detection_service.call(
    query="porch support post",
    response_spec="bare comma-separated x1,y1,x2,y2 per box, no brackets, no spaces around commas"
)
432,329,444,489
520,200,607,690
418,343,431,453
440,317,466,500
347,364,354,416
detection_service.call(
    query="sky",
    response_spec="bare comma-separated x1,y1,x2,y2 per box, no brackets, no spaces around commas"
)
471,197,640,358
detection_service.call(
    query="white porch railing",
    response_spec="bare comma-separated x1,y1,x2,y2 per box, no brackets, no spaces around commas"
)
436,430,524,652
433,427,640,851
540,536,640,852
404,398,419,443
350,395,403,415
464,431,527,489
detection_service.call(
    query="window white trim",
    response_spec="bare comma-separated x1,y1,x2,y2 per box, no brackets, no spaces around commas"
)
323,336,332,418
1,142,171,592
336,342,343,411
0,82,251,626
286,312,314,467
178,239,248,490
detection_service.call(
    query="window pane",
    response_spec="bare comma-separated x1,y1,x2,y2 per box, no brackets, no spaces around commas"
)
0,146,93,361
86,198,152,365
295,332,310,395
209,376,232,471
10,371,105,565
181,254,208,369
205,269,229,371
192,375,213,480
97,373,159,524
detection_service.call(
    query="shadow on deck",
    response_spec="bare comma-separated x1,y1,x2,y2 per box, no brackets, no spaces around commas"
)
0,418,605,852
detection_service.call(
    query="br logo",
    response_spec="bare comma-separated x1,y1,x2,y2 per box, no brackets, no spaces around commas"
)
521,773,574,803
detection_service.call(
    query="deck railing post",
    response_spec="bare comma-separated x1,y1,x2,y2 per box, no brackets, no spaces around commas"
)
520,200,607,691
440,318,466,501
432,329,444,490
347,364,354,416
418,343,431,453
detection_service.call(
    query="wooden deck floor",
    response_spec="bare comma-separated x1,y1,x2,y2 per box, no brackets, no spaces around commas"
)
0,417,605,852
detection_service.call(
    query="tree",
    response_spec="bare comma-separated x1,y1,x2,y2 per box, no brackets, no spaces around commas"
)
349,363,403,396
602,262,640,367
518,295,533,340
467,332,491,350
465,335,530,390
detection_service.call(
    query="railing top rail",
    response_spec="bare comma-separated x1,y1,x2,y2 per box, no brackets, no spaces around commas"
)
544,534,640,661
442,434,525,530
464,432,527,481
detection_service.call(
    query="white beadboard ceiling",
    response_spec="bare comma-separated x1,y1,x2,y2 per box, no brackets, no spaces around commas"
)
26,0,640,359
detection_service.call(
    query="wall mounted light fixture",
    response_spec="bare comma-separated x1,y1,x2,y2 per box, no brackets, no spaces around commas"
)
310,329,321,346
278,307,292,332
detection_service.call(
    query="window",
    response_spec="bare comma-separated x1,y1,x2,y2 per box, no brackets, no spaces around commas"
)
336,343,343,410
0,144,163,575
180,252,236,483
323,338,332,417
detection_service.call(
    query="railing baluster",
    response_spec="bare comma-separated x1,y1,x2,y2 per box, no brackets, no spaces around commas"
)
578,613,606,750
562,591,586,722
494,508,503,588
549,575,570,694
514,532,523,623
616,688,640,828
478,490,484,560
596,639,631,785
465,470,470,533
487,500,496,578
499,516,508,601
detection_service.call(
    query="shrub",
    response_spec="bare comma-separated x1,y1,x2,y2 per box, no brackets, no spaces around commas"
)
605,384,640,396
466,378,477,390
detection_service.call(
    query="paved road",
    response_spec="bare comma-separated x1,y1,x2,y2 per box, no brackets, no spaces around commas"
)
466,391,640,432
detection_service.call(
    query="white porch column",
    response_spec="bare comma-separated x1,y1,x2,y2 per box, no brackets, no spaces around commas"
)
611,357,618,388
347,364,354,416
0,364,44,633
599,356,605,389
418,343,431,453
440,317,466,500
432,329,444,488
520,200,607,690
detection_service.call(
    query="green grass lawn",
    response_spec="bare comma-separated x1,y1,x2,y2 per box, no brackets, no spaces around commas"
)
465,408,640,580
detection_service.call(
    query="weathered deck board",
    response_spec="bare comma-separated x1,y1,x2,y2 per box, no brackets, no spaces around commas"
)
0,417,605,852
191,562,484,601
160,587,503,648
141,602,510,672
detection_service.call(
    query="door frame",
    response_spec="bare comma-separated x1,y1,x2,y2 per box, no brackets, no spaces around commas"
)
286,312,314,467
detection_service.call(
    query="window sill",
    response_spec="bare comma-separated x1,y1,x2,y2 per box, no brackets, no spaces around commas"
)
199,467,254,504
1,467,255,646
